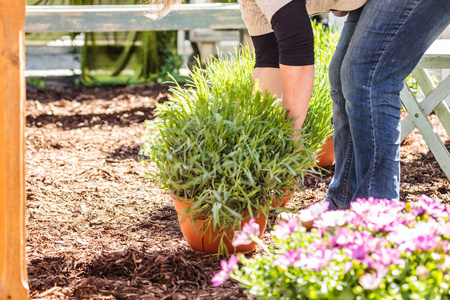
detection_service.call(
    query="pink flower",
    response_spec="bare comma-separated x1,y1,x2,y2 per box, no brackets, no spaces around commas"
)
415,195,447,219
396,210,420,224
389,200,407,211
364,210,399,232
346,211,364,228
274,248,304,269
438,255,450,271
344,244,367,260
335,227,353,246
368,237,388,252
416,235,441,251
409,206,426,217
364,259,389,276
352,198,404,218
415,219,440,236
351,198,373,216
211,255,238,286
432,252,443,261
304,248,335,271
359,272,383,290
273,217,299,239
400,235,441,252
439,221,450,236
232,219,260,247
367,247,403,274
314,210,348,228
360,200,405,232
386,224,412,245
353,230,373,246
344,261,353,273
299,201,329,223
389,220,443,252
343,231,372,260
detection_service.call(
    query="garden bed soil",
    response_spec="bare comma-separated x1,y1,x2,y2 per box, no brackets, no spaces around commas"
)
25,83,450,299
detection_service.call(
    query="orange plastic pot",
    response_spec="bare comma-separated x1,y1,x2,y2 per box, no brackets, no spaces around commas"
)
170,193,267,254
317,137,335,168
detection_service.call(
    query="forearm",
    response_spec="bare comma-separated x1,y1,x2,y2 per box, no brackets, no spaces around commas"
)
252,65,314,128
252,67,282,97
280,64,314,130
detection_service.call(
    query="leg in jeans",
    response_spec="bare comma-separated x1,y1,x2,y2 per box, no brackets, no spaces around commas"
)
326,8,363,210
326,0,450,210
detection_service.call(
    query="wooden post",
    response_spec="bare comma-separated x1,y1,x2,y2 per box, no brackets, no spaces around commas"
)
0,1,29,299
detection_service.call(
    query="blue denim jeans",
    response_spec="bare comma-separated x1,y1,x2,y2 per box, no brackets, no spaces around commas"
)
325,0,450,210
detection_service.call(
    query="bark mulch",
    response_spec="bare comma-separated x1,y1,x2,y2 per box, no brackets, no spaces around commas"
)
25,83,450,300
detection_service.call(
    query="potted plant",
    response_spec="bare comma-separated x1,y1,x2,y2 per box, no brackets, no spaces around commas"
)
213,195,450,299
141,46,329,255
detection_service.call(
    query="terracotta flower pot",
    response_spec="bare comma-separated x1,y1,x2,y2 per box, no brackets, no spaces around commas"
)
170,193,267,254
272,185,296,208
316,137,335,168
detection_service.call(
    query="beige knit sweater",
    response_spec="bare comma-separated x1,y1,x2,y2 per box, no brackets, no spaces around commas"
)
239,0,368,36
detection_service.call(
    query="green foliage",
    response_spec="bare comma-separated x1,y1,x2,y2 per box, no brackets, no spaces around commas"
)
141,21,338,255
148,38,185,84
26,77,47,88
141,46,319,254
405,74,424,98
303,21,339,144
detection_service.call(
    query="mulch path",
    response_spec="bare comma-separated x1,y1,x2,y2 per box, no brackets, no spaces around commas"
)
25,83,449,299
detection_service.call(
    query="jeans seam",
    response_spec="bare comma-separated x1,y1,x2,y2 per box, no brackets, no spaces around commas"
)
339,138,353,210
366,0,420,196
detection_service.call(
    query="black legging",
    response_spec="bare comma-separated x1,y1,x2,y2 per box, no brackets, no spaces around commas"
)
251,0,314,68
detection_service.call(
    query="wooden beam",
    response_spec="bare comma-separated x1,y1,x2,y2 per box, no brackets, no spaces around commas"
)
0,0,29,299
25,4,246,33
417,39,450,69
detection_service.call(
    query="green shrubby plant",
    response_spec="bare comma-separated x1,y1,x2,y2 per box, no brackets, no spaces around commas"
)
213,195,450,299
141,47,317,254
141,22,338,254
303,21,339,148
